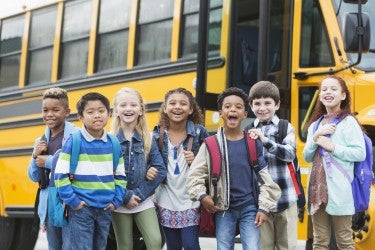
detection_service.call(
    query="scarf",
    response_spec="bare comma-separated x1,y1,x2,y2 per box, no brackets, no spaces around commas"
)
308,149,328,215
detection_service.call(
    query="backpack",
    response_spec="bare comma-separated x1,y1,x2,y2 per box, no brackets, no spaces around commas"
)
278,119,306,211
48,132,121,227
199,132,258,236
313,115,374,212
244,120,306,210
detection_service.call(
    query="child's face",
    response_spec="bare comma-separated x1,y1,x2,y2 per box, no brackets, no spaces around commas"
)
250,97,279,122
78,100,109,137
115,93,142,127
220,95,247,129
319,78,346,112
164,93,193,124
42,98,70,132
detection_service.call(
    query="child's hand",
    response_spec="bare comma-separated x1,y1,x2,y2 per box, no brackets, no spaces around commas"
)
125,195,141,209
201,195,221,213
105,203,115,211
313,123,336,140
146,167,158,180
248,128,266,142
315,136,335,152
75,201,87,210
254,211,268,227
33,140,47,158
35,155,48,168
184,150,195,165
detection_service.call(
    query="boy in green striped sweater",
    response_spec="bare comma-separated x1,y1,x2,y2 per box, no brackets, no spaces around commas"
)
55,92,126,249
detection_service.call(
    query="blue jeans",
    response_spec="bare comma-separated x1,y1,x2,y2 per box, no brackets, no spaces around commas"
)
46,219,70,250
68,206,112,250
163,225,200,250
216,204,259,250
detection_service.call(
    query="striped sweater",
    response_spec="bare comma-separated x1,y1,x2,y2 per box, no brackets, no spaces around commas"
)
54,128,127,209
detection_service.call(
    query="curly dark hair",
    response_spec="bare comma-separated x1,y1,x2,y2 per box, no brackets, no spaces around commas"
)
217,87,249,111
158,88,204,128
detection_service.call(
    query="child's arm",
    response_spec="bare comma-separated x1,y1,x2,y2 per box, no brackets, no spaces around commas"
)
186,143,210,202
27,138,47,182
330,116,366,162
303,123,320,163
127,138,166,203
249,123,296,162
254,140,281,213
112,157,127,208
54,139,82,209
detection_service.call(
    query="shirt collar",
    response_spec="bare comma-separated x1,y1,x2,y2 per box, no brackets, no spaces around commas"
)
254,115,280,128
81,126,108,142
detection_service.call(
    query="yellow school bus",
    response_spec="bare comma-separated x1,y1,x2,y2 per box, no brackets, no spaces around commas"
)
0,0,374,249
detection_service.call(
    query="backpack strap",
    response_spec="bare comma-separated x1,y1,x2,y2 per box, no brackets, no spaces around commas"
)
204,135,222,205
278,119,288,144
158,127,165,152
244,133,258,168
107,133,121,171
187,135,194,151
69,132,81,181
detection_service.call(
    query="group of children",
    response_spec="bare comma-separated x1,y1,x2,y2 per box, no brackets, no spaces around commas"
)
28,74,364,250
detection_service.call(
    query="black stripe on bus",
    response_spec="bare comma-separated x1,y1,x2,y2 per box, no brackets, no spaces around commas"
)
0,57,224,102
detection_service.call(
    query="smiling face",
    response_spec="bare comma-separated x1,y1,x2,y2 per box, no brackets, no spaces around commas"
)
164,92,193,125
220,95,247,130
319,77,346,113
78,100,109,138
42,98,70,134
115,92,142,127
250,97,279,122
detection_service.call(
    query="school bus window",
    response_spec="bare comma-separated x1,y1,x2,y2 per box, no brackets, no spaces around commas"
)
0,15,24,90
207,7,222,53
136,0,174,66
180,0,222,58
28,6,57,85
300,0,334,68
60,0,92,80
96,0,131,73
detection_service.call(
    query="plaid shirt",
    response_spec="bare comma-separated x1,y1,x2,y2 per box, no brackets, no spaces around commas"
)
252,115,297,212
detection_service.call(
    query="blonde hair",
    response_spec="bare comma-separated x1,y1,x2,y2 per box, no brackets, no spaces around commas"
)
111,87,151,156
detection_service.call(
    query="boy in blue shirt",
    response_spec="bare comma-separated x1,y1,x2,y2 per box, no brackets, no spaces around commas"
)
187,87,280,250
28,87,78,250
54,92,126,249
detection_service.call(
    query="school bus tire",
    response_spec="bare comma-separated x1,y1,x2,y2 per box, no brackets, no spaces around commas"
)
0,216,15,250
9,218,39,250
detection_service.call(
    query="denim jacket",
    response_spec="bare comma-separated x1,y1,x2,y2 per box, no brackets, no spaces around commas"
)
118,130,166,206
152,120,209,164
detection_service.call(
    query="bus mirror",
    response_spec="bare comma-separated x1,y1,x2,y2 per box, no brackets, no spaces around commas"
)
343,12,370,53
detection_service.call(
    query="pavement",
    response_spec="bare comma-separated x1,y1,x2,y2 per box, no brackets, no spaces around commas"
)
34,230,306,249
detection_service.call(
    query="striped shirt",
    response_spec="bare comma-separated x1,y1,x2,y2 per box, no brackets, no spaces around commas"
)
54,127,127,209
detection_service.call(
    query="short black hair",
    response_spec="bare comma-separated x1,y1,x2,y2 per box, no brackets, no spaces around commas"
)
76,92,110,116
217,87,249,110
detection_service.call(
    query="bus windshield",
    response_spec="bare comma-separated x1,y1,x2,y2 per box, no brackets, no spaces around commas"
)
333,0,375,72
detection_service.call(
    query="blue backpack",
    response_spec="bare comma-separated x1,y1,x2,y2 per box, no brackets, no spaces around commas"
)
48,132,121,227
313,116,374,212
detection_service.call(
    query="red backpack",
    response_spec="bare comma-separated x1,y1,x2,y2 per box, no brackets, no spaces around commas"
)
199,132,258,236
